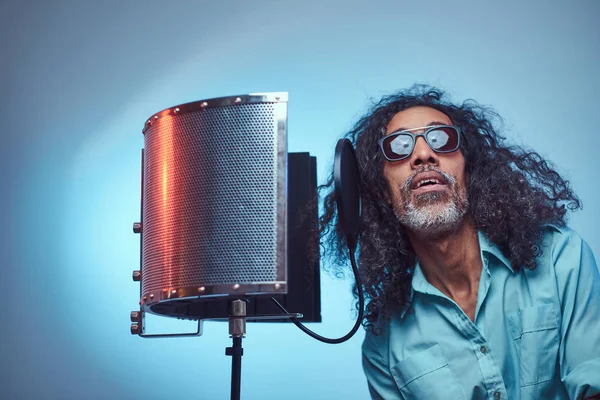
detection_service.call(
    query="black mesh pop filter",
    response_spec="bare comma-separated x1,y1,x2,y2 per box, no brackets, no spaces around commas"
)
333,139,361,247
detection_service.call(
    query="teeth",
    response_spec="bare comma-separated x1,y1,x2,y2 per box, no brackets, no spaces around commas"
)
416,179,440,188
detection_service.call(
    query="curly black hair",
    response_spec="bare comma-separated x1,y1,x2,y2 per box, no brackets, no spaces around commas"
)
316,84,581,333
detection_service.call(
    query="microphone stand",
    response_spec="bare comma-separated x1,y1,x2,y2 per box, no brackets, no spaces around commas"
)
223,299,304,400
226,299,246,400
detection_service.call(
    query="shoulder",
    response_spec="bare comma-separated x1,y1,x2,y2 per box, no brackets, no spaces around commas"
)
538,224,598,298
540,224,590,267
362,318,392,362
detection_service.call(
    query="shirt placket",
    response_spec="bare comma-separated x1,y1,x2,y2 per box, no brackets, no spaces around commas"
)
446,258,509,400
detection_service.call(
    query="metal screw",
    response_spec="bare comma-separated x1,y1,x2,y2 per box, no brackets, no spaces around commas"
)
171,289,177,294
198,287,205,292
233,284,240,290
174,107,180,113
133,222,142,234
154,115,158,120
149,294,154,299
201,102,208,108
132,270,142,281
275,283,281,290
235,97,242,103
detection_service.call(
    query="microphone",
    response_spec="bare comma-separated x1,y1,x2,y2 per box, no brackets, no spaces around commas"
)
128,94,361,400
268,138,364,345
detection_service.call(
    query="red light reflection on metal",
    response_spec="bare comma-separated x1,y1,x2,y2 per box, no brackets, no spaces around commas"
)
157,116,176,286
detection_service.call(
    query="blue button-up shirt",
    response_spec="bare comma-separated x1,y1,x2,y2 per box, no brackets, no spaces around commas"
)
362,226,600,399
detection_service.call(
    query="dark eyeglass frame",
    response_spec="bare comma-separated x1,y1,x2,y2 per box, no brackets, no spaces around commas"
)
377,125,462,162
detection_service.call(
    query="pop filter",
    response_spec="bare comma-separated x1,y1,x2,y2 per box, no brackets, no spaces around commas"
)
333,139,361,247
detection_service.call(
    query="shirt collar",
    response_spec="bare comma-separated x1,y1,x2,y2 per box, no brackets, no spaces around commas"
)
477,231,515,273
400,263,430,318
399,230,514,318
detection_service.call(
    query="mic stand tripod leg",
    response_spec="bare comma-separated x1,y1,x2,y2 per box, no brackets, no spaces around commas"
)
226,299,246,400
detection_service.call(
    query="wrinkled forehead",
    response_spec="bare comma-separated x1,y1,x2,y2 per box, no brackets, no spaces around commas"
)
385,106,452,135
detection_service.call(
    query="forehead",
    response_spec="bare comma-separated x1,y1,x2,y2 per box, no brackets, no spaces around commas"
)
386,106,452,134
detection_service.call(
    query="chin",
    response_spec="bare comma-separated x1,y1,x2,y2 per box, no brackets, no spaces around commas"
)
395,197,469,237
413,191,451,207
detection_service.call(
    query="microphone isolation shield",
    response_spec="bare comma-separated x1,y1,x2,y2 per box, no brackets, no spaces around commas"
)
137,93,288,317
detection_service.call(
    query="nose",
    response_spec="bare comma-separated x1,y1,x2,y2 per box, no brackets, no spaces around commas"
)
410,136,439,168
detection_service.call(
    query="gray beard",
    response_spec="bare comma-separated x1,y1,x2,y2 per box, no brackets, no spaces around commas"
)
393,168,469,237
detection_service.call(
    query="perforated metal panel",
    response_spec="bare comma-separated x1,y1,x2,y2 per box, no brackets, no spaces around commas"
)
138,93,287,313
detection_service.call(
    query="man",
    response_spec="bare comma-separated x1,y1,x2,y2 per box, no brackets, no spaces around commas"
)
318,85,600,399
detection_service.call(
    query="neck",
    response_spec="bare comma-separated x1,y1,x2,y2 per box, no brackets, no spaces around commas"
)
407,217,482,301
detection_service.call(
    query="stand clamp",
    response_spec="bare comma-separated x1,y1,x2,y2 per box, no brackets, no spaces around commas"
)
226,299,247,400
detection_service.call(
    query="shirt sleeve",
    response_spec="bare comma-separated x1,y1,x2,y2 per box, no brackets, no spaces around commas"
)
552,228,600,399
362,329,404,400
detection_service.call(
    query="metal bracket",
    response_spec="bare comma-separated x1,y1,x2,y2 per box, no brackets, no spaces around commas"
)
130,310,203,338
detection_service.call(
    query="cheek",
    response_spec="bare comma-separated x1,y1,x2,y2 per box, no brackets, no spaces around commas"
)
382,166,393,203
442,155,467,186
458,162,468,189
382,165,398,203
452,166,467,187
382,165,408,203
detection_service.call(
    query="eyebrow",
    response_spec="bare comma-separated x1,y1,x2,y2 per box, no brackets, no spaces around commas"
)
393,121,450,133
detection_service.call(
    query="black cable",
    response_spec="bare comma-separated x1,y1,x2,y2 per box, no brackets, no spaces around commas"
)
270,241,363,344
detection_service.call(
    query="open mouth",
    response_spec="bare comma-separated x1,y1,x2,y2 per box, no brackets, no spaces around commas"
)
410,173,448,194
415,178,442,188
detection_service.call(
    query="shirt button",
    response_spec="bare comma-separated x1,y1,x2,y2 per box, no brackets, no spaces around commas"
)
480,345,488,354
493,391,501,399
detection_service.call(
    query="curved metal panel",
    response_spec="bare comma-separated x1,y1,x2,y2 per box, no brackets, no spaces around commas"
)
139,93,288,315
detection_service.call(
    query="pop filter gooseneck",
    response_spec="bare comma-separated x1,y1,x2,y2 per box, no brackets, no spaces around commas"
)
270,138,364,344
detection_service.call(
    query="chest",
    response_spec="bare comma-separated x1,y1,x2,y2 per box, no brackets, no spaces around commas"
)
453,292,478,322
388,269,564,399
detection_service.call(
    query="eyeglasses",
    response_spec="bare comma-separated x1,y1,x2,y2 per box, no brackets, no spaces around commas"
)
378,125,461,161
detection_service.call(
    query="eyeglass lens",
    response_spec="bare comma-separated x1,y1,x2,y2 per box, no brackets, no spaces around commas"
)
385,127,458,160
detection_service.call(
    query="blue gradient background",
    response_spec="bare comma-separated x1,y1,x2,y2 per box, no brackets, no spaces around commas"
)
1,1,599,399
